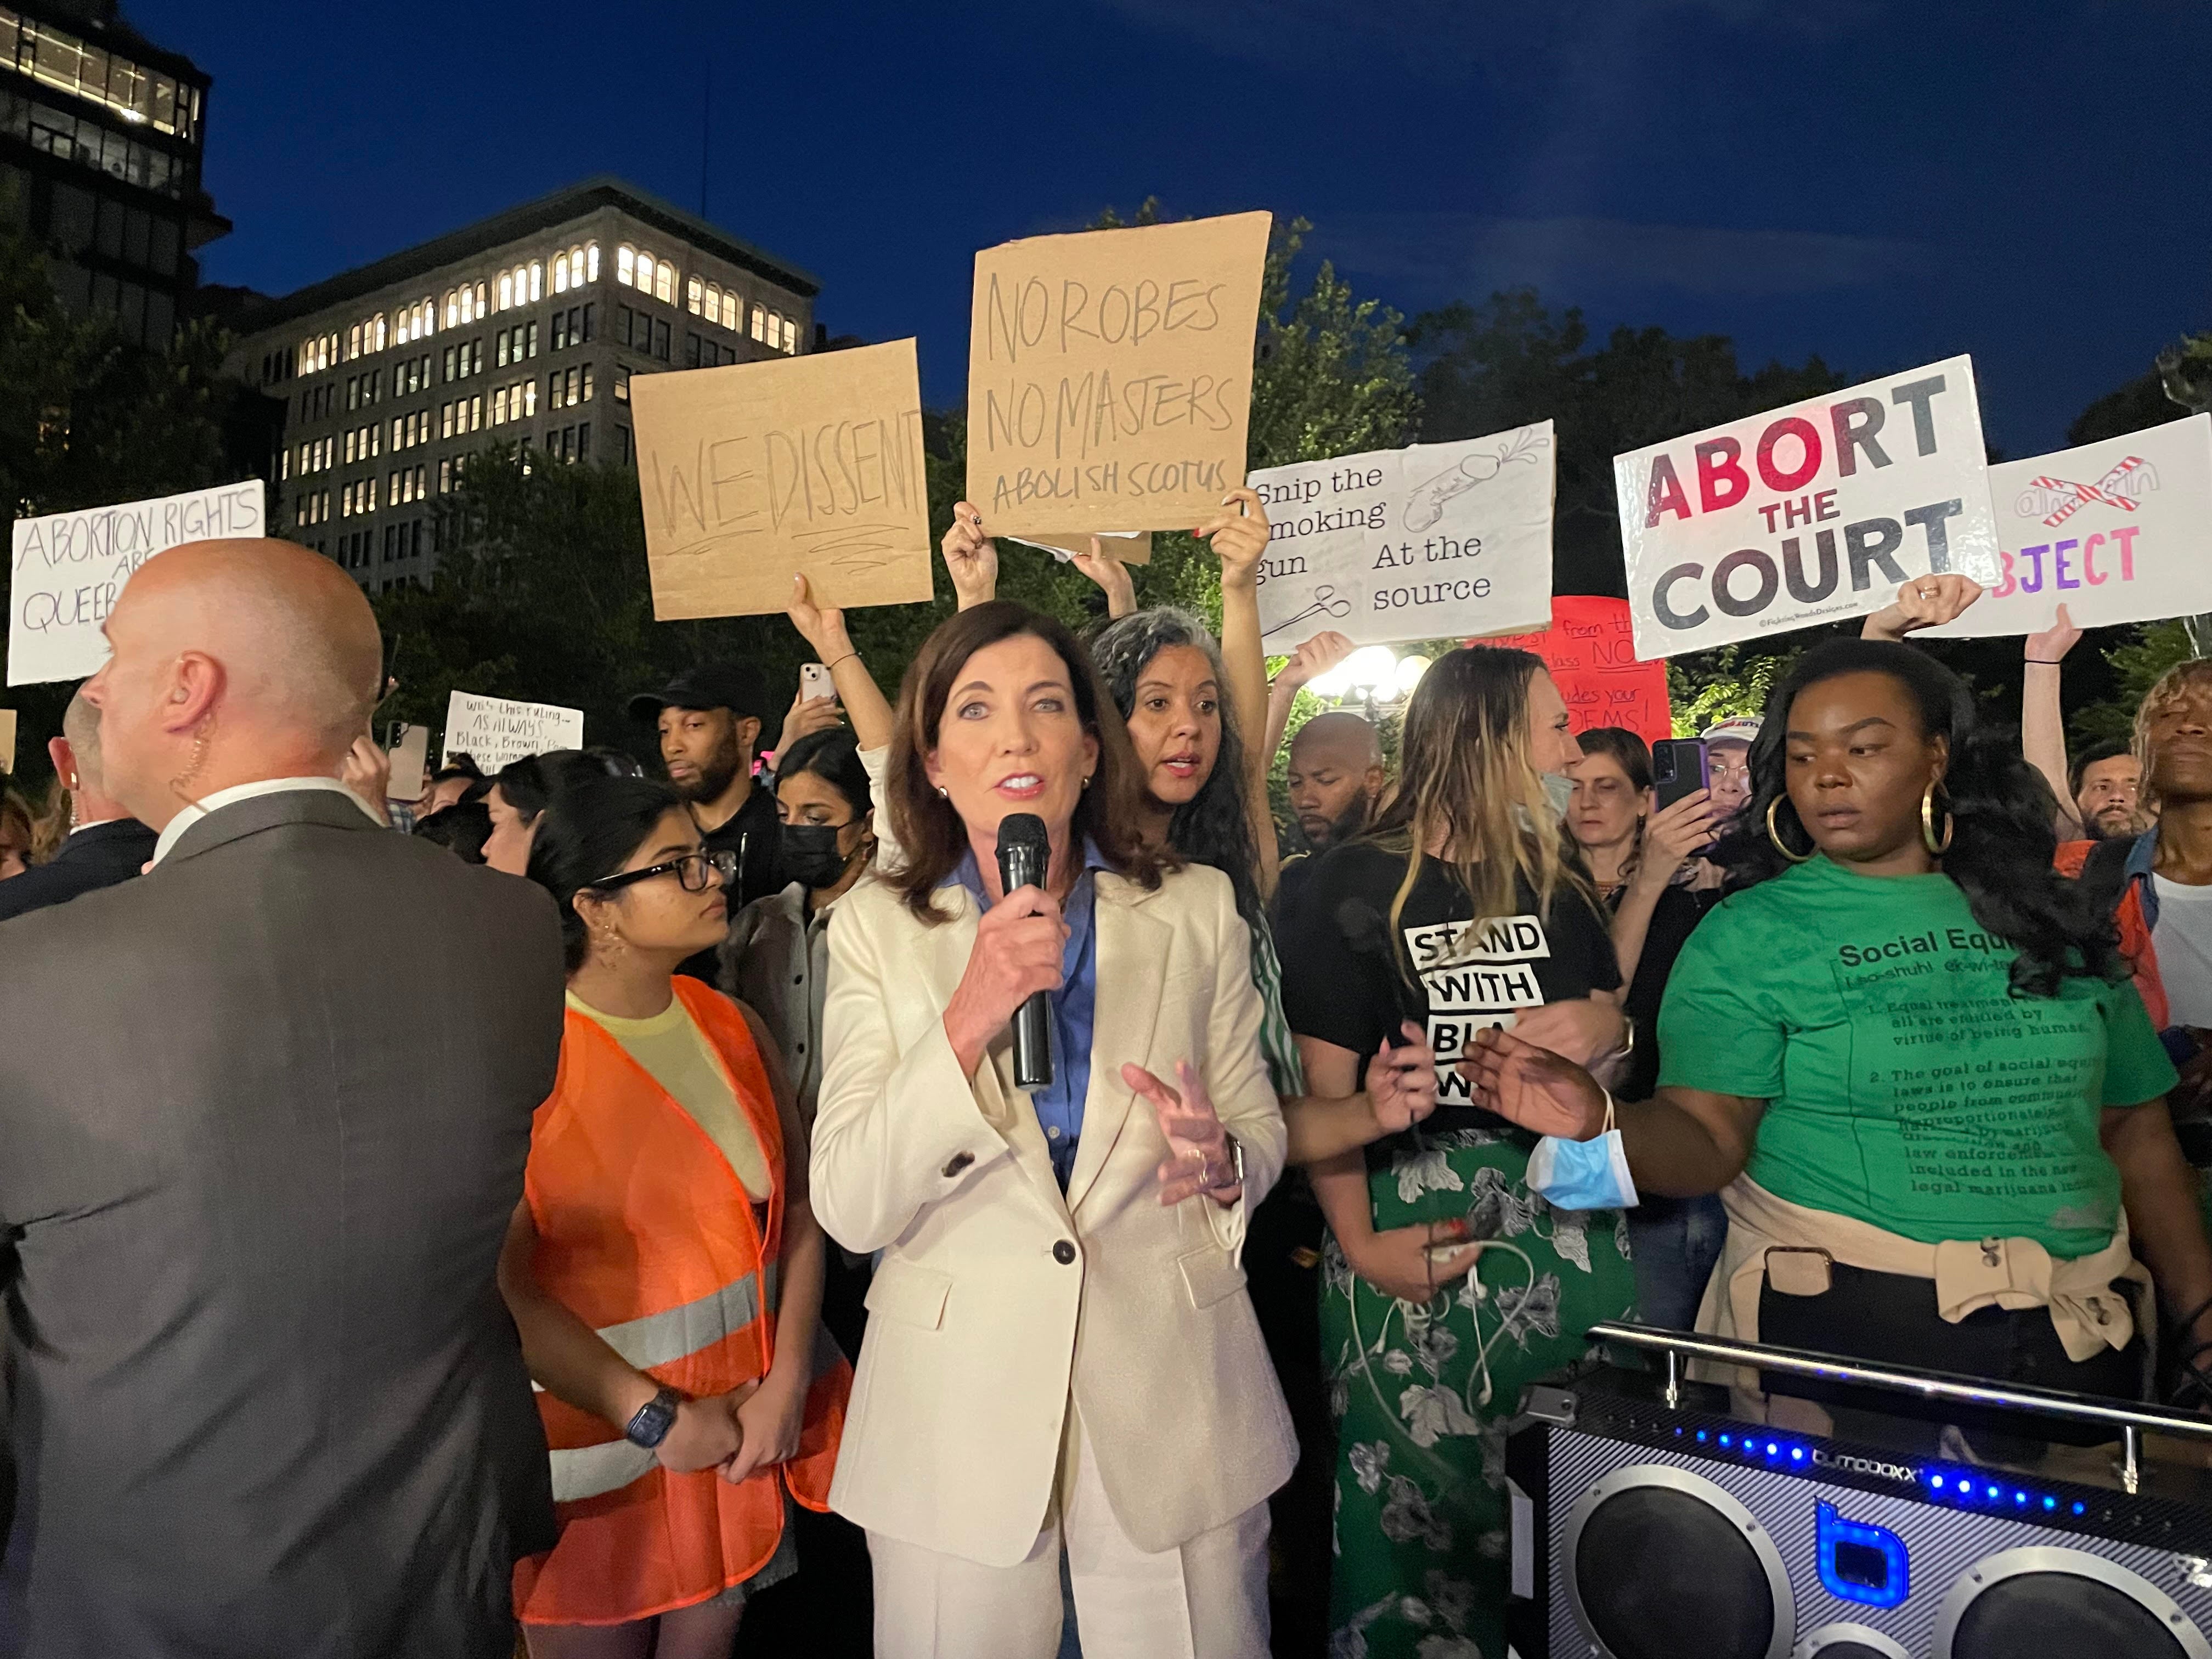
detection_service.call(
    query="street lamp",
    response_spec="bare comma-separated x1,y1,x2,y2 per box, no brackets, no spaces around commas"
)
1307,646,1430,718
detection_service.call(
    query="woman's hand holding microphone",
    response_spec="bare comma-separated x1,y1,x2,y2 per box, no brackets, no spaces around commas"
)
942,885,1068,1078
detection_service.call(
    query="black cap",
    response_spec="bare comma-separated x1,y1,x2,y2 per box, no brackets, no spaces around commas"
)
627,663,771,726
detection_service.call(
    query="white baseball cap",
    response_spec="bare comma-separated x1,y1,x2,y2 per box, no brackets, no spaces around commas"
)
1699,715,1763,747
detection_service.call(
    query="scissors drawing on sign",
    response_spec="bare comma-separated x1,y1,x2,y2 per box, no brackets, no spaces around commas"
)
1265,586,1352,637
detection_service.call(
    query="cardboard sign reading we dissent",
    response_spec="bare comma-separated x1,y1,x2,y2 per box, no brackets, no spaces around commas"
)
1487,595,1672,747
631,338,933,619
967,211,1271,538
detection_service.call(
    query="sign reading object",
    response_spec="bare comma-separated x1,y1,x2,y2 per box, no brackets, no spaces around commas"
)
8,479,266,686
1926,414,2212,638
1487,594,1672,748
1251,425,1556,648
1613,356,1998,659
442,691,583,773
631,338,933,619
966,211,1271,537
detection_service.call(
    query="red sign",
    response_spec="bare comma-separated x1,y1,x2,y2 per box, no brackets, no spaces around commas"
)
1482,594,1672,747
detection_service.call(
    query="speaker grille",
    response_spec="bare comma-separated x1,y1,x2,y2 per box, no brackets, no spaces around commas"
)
1565,1466,1789,1659
1936,1548,2211,1659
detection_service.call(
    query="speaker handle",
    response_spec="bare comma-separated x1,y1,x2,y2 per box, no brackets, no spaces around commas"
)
1587,1320,2212,1493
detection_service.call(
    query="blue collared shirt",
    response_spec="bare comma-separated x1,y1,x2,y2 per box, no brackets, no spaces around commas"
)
949,841,1107,1188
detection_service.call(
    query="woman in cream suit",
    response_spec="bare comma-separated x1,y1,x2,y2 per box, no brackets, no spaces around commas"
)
812,600,1295,1659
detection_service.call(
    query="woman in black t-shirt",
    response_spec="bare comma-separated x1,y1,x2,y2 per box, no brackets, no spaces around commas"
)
1276,646,1635,1659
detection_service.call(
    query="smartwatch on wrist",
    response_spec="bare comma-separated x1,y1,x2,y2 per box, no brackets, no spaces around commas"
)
623,1384,685,1449
1204,1132,1245,1195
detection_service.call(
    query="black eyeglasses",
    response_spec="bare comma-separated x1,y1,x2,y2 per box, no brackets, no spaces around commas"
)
588,849,736,895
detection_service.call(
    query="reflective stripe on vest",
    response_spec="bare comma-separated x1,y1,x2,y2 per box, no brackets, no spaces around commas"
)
596,1260,781,1372
544,1260,785,1503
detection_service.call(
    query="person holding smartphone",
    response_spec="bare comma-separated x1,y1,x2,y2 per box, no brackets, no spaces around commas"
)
1565,727,1723,1329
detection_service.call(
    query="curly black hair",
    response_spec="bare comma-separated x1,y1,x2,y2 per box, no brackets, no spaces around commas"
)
1088,607,1264,934
1719,637,2122,998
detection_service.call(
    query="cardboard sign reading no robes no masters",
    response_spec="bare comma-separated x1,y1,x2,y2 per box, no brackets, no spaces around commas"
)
631,339,934,619
967,211,1271,538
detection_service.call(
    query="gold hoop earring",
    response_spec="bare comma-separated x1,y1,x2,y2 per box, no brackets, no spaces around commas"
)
1921,782,1954,856
1765,796,1813,864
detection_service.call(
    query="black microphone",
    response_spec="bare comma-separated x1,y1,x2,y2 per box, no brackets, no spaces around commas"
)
995,812,1053,1090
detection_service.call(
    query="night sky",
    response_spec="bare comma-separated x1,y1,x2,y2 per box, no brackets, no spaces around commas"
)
141,0,2212,461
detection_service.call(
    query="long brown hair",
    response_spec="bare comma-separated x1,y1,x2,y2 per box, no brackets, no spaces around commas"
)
885,601,1170,923
1367,645,1596,954
1575,725,1652,890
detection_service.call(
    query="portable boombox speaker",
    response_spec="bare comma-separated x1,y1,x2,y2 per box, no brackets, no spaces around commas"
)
1507,1322,2212,1659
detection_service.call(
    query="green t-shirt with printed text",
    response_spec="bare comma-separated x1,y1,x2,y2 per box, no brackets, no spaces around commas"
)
1657,856,2176,1257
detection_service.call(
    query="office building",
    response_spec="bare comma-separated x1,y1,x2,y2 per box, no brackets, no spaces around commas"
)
223,175,820,590
0,0,225,348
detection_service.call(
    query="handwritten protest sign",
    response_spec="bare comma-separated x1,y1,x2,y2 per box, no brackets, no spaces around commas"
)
1486,595,1672,747
442,691,583,773
0,708,15,775
967,211,1271,538
631,338,932,619
8,479,266,686
1252,426,1555,648
1613,356,1998,659
1926,414,2212,639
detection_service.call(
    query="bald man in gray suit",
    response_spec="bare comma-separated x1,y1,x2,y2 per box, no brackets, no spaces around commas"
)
0,541,565,1658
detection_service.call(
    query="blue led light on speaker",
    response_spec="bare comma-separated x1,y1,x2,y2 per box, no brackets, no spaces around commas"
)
1815,1501,1909,1609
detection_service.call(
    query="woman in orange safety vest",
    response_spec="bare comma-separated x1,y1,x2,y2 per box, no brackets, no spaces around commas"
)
498,771,849,1658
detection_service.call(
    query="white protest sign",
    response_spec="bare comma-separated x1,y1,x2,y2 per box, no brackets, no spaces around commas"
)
1251,425,1555,649
441,691,584,773
1613,356,1997,659
1926,414,2212,638
8,479,266,686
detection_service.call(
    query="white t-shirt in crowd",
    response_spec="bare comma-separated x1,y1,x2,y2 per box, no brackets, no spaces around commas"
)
2152,874,2212,1027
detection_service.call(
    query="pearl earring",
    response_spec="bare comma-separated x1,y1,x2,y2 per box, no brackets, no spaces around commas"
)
936,786,949,799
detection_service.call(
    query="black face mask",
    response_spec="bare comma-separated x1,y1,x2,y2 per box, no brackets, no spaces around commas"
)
781,821,852,888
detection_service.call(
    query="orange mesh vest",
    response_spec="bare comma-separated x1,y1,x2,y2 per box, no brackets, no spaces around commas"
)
512,978,850,1626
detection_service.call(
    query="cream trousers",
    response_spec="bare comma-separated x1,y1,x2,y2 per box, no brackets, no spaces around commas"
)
866,1410,1270,1659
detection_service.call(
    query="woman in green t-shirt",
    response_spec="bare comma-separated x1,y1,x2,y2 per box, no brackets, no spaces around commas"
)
1466,637,2212,1412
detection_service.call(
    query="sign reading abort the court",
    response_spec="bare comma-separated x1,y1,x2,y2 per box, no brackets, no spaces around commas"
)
1613,356,1997,659
1250,425,1555,648
8,479,266,686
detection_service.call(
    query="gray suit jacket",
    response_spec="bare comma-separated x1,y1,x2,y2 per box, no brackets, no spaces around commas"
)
0,791,566,1659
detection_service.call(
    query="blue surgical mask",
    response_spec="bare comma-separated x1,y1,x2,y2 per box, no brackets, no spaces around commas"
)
1526,1096,1639,1211
1540,770,1576,819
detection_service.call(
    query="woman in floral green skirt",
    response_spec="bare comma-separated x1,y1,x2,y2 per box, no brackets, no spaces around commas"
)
1278,646,1639,1659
